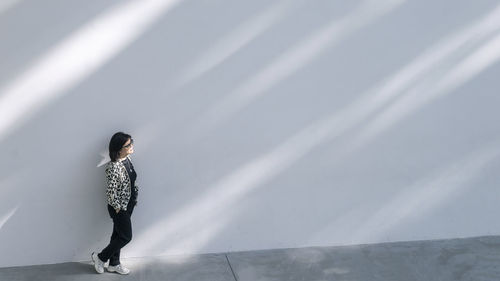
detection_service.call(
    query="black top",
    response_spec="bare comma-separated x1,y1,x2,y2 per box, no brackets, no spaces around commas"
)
122,158,138,204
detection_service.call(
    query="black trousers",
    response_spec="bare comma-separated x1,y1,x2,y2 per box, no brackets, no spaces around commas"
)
98,202,135,266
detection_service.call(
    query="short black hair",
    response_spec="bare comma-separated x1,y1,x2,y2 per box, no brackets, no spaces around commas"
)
109,132,132,162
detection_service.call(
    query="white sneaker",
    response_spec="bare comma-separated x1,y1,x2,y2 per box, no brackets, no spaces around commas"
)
91,252,105,274
108,264,130,275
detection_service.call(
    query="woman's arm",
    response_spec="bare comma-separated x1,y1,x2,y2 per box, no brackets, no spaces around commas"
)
105,163,122,213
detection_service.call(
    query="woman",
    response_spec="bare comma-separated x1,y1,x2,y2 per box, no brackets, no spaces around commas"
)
91,132,139,275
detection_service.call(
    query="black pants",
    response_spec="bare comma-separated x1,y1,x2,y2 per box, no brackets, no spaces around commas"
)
98,202,134,266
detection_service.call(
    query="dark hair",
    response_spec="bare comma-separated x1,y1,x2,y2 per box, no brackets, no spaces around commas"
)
109,132,132,162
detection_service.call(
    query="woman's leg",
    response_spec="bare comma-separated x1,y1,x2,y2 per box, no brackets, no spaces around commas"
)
98,208,132,263
109,250,121,266
108,201,133,265
108,227,121,266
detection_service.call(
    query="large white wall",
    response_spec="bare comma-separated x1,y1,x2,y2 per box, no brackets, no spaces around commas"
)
1,0,500,267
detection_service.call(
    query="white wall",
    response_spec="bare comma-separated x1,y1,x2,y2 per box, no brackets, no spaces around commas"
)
1,0,500,267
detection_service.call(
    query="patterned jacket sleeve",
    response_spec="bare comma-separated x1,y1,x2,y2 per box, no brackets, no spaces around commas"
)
105,163,121,210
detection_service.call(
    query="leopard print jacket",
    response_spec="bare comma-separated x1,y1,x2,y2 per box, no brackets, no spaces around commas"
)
105,156,139,211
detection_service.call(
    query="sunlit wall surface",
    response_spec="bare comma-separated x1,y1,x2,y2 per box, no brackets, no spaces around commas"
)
1,0,500,267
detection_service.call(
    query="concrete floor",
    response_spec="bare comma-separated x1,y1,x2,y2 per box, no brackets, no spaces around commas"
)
2,236,500,281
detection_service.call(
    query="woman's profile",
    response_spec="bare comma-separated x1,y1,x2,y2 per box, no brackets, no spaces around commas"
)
91,132,139,275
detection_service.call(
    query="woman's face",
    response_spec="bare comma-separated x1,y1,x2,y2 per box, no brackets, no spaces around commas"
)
120,138,134,157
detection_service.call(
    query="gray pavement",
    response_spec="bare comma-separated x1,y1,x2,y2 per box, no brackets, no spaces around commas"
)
1,236,500,281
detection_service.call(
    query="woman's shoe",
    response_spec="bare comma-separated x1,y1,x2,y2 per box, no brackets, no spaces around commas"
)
91,252,105,274
108,264,130,275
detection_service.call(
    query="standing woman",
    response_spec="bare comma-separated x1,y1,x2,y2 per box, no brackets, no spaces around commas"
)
92,132,139,275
